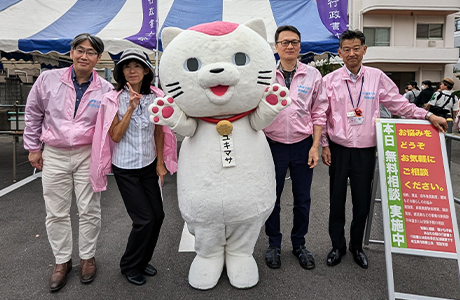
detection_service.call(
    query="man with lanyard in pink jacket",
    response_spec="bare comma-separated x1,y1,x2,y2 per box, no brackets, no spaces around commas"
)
24,33,113,292
321,29,446,269
263,25,328,270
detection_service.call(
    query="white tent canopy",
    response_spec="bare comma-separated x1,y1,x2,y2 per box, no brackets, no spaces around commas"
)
0,0,338,56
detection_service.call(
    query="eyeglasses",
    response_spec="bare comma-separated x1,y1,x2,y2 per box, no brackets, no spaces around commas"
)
276,40,301,47
74,46,98,57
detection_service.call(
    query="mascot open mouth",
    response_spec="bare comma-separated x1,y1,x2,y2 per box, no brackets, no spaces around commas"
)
210,85,229,96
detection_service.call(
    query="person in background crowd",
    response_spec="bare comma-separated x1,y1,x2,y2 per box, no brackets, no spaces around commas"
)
90,48,177,286
404,81,420,103
415,80,435,108
24,33,113,292
263,25,328,271
436,83,442,92
425,78,458,120
321,29,447,270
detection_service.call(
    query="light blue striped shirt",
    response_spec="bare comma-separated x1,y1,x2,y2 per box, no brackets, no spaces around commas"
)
112,89,157,169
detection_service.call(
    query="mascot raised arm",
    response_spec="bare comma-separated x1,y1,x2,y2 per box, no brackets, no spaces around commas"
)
149,19,291,290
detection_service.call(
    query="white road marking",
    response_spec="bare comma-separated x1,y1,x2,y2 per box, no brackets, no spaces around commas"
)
178,222,195,252
0,172,41,198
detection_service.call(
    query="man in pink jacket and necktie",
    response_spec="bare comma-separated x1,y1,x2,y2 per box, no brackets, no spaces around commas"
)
321,29,446,270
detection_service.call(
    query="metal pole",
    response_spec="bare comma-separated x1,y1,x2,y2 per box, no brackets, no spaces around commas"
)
364,155,380,246
14,101,19,131
12,135,17,182
445,131,460,205
446,114,453,171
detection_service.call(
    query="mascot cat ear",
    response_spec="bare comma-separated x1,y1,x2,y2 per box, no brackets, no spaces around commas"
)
161,27,184,50
243,19,267,41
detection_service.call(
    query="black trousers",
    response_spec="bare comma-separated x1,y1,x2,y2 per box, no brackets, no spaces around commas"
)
328,141,376,251
112,161,164,275
265,136,313,248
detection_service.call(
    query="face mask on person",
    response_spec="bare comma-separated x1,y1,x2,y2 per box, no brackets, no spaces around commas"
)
421,85,425,90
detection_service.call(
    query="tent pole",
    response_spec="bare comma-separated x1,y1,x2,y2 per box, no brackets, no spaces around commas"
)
154,48,159,88
154,0,159,88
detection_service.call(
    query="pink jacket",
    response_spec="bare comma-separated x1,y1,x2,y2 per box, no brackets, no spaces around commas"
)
263,61,328,144
321,66,428,148
90,87,178,192
24,67,113,152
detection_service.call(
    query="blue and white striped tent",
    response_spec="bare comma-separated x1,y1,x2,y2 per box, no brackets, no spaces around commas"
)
0,0,339,55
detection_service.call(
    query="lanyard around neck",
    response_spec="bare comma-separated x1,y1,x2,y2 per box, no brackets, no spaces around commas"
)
345,76,364,108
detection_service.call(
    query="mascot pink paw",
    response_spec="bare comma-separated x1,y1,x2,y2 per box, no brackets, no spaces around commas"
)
148,96,183,127
262,83,292,112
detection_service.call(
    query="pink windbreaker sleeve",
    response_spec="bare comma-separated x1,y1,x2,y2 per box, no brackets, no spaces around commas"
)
377,74,427,120
90,91,119,192
24,74,46,152
320,99,331,148
162,126,178,174
310,70,328,129
150,86,178,174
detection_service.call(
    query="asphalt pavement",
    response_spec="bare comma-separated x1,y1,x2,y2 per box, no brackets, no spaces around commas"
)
1,134,460,300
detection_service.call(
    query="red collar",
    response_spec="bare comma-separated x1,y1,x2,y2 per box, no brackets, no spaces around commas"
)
198,108,256,124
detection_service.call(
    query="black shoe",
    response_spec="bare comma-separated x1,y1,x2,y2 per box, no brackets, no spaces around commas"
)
125,272,146,285
265,246,281,269
142,264,157,276
326,247,346,266
292,245,315,270
349,244,368,269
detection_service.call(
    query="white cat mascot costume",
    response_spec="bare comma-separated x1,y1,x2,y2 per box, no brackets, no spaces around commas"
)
149,19,291,290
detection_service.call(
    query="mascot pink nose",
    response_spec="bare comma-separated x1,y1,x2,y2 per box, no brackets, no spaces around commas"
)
210,85,229,96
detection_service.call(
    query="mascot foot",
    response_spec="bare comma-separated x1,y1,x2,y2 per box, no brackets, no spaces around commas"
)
188,254,224,290
225,254,259,289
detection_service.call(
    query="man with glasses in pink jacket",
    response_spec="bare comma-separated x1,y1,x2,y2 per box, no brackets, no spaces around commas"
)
24,33,113,292
321,29,446,270
263,25,328,271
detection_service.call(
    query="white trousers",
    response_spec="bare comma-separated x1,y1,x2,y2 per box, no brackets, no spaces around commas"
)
42,145,101,264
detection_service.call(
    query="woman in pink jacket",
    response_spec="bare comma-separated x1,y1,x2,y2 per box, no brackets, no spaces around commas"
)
91,48,177,286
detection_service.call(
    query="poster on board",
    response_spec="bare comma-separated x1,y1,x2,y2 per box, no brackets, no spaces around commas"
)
376,118,460,259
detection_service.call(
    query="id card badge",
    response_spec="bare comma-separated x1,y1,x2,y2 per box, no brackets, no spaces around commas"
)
348,108,364,126
349,116,364,125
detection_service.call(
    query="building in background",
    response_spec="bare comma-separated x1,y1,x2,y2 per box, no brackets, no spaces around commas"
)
455,15,460,48
454,15,460,80
348,0,460,92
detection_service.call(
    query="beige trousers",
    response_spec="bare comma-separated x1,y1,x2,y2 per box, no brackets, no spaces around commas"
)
42,145,101,264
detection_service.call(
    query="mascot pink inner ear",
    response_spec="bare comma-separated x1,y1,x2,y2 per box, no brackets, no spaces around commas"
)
189,21,239,36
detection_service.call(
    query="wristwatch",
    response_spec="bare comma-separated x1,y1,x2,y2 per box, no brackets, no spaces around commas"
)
425,112,433,120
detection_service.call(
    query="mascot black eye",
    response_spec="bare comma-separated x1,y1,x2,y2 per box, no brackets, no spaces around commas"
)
184,58,201,72
232,52,249,66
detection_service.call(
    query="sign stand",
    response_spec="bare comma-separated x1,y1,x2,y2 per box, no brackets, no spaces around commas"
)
376,118,460,300
364,156,383,246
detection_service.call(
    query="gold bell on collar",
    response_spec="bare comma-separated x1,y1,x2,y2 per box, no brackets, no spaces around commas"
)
216,120,233,135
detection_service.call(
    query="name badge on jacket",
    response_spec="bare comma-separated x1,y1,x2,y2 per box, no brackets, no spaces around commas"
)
347,108,364,126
